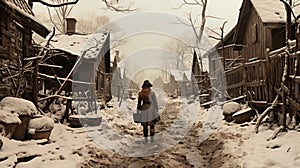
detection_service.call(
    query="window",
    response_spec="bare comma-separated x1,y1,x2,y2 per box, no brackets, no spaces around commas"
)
252,23,258,44
16,26,24,52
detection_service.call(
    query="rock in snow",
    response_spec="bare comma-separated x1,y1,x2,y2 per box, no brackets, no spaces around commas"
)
0,97,37,116
28,116,55,133
222,102,241,122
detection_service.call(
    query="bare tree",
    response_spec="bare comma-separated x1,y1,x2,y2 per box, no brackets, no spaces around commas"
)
76,15,110,34
30,0,137,33
163,39,193,69
176,0,208,47
208,21,227,68
174,0,213,75
45,0,76,33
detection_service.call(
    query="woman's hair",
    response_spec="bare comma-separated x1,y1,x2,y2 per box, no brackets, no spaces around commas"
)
139,87,151,100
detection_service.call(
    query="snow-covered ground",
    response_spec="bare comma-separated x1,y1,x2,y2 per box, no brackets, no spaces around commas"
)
1,96,300,167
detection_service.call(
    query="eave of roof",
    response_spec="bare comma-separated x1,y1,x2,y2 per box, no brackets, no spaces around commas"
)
0,0,50,38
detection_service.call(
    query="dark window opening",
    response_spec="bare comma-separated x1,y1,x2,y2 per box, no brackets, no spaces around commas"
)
271,28,285,50
16,27,24,51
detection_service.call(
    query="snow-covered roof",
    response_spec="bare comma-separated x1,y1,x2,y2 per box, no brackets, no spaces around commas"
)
50,32,110,59
251,0,300,23
83,32,110,60
50,34,90,56
169,70,191,82
4,0,33,15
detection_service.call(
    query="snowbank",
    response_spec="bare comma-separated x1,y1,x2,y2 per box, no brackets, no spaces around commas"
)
0,97,37,116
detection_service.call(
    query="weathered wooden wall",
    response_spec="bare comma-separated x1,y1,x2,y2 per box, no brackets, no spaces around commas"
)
225,40,300,112
240,5,268,61
0,10,33,99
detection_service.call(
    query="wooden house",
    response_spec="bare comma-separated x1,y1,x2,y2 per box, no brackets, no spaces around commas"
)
206,0,300,107
209,0,300,71
167,69,191,97
233,0,299,60
39,18,112,104
111,54,139,101
0,0,49,99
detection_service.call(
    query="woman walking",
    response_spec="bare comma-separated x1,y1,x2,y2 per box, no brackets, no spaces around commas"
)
137,80,159,143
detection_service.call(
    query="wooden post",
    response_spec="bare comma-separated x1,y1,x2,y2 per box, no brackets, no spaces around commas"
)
287,0,292,40
33,59,38,107
282,85,287,131
265,48,271,103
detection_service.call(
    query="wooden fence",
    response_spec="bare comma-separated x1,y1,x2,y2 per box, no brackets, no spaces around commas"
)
225,42,300,112
225,64,245,98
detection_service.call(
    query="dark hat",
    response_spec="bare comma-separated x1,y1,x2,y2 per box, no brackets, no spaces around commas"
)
142,80,153,88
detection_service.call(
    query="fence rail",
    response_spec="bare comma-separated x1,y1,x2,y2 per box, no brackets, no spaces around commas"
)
224,42,300,112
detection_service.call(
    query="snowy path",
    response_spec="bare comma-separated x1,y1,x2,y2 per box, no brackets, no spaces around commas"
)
2,97,300,167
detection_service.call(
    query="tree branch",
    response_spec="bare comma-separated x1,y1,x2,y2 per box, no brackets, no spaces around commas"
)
101,0,137,12
31,0,79,7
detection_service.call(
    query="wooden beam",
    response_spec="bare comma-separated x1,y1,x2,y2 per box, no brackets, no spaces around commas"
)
38,64,63,69
38,73,95,85
281,83,290,95
38,95,72,102
23,56,43,61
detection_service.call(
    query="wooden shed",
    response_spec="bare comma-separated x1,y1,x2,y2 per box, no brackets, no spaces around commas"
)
233,0,298,60
39,30,112,104
0,0,49,99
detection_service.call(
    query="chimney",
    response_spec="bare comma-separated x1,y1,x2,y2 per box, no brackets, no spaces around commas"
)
66,18,77,35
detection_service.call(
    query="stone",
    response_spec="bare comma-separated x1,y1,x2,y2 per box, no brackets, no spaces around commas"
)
222,102,241,122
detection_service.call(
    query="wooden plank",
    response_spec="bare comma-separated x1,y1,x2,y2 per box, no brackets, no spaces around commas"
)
290,75,300,82
219,95,247,105
227,81,245,90
38,73,95,85
249,100,268,106
38,95,73,102
246,80,265,87
269,46,286,56
38,64,63,69
225,64,244,74
281,83,290,95
244,59,265,66
23,56,43,61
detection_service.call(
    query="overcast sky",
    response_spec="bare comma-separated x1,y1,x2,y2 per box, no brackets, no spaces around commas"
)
33,0,242,35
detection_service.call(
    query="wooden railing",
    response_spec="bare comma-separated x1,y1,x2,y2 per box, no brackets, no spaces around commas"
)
224,42,300,112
